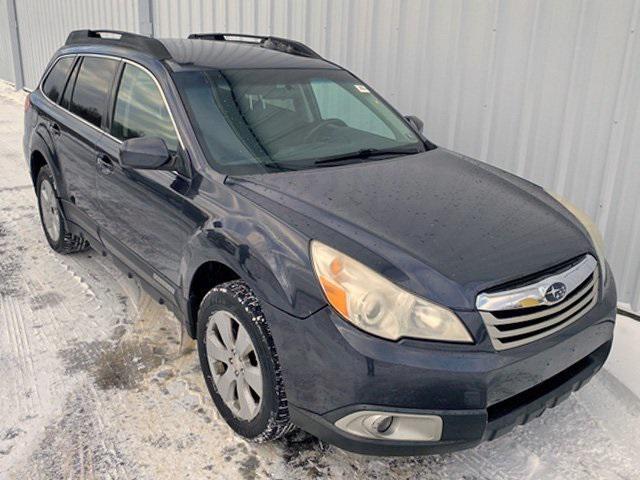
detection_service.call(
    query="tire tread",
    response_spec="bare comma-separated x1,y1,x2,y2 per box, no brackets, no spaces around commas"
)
201,280,294,442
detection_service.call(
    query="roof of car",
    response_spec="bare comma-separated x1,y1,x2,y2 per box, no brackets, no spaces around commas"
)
160,38,338,71
62,30,339,71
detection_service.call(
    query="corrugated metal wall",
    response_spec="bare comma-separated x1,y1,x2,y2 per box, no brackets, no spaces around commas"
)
0,0,15,83
0,0,638,310
14,0,139,89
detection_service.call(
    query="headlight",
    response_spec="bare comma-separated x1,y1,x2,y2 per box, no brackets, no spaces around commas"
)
310,241,473,343
549,192,607,283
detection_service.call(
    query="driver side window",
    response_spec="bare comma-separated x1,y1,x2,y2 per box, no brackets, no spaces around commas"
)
310,80,394,139
112,64,179,152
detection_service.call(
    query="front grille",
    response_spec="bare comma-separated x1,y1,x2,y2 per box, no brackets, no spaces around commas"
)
478,256,599,350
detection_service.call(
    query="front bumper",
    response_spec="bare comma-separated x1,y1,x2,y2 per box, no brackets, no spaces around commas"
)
288,339,610,455
264,269,616,455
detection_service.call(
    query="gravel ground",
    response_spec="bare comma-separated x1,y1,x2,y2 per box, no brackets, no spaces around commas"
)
1,81,639,479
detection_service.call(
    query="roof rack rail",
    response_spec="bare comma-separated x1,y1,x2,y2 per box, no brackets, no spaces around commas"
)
187,33,322,59
65,30,171,60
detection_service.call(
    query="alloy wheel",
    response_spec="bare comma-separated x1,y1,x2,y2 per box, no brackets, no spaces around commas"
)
206,310,263,421
39,179,61,243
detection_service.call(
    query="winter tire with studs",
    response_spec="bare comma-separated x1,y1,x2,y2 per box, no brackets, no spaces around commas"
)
197,280,293,441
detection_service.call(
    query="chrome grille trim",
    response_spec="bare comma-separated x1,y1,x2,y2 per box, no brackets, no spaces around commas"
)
486,275,596,326
476,255,597,311
477,256,599,351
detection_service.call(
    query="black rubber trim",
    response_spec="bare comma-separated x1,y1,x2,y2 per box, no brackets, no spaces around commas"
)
484,340,611,441
617,307,640,322
289,405,483,457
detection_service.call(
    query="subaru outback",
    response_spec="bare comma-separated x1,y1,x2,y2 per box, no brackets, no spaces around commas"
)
23,30,616,455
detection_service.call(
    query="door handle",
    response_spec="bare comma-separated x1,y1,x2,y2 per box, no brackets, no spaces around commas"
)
96,154,114,175
50,122,61,137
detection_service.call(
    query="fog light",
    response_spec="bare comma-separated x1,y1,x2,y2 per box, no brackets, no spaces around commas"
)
335,410,443,441
372,415,394,434
361,414,395,436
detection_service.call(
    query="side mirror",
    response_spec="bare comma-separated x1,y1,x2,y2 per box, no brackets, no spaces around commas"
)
119,137,172,170
405,115,424,133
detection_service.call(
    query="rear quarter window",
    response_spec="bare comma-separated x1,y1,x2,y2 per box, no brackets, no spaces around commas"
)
41,56,75,104
69,57,120,128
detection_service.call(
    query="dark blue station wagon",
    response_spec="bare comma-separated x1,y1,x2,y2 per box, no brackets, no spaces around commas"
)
23,30,616,455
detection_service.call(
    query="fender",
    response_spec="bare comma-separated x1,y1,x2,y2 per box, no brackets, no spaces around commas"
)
29,118,69,199
179,183,328,335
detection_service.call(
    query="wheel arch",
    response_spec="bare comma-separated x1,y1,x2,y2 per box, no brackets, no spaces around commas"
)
29,130,67,197
30,150,48,185
185,260,241,338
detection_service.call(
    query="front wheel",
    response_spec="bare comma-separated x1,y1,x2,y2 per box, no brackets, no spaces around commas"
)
197,280,293,441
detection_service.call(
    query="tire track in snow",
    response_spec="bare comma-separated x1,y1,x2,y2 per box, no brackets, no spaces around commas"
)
0,180,136,477
1,295,41,416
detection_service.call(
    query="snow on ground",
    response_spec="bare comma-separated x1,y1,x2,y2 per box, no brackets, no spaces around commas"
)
1,80,639,479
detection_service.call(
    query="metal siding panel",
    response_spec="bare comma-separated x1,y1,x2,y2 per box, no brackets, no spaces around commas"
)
4,0,640,310
14,0,138,89
0,0,16,83
451,0,496,156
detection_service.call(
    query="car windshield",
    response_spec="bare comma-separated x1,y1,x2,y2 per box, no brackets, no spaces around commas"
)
174,68,425,174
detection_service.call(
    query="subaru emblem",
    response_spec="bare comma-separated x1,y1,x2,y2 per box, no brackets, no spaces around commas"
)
544,282,567,303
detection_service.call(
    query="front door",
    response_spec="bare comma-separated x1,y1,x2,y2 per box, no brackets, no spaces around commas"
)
95,62,198,293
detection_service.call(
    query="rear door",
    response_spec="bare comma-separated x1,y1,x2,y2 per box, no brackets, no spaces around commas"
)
36,55,77,185
96,61,198,293
55,55,120,238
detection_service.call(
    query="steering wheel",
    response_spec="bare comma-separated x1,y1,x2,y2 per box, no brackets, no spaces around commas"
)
303,118,347,142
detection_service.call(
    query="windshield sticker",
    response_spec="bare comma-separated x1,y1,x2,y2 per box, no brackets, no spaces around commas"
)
354,84,370,93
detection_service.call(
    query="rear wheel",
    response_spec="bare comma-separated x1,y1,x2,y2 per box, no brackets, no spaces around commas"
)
197,280,292,441
36,166,88,254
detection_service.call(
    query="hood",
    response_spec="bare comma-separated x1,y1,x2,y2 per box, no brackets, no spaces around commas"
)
228,149,593,310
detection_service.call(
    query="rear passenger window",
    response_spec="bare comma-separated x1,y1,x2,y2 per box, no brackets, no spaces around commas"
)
42,57,75,104
69,57,119,128
111,64,179,151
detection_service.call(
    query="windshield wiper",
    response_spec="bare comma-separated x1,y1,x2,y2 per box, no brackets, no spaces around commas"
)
313,147,421,166
259,160,297,172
